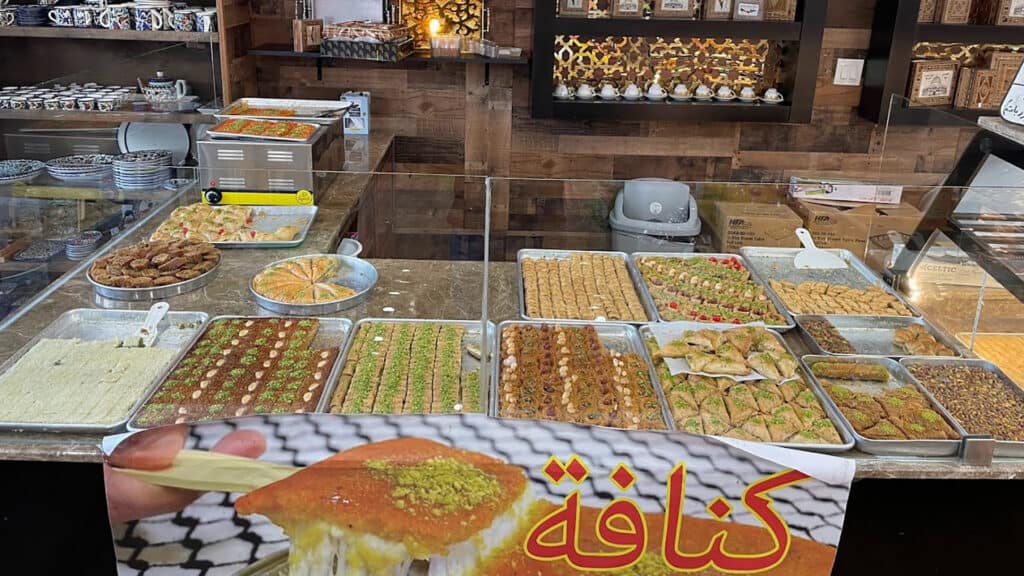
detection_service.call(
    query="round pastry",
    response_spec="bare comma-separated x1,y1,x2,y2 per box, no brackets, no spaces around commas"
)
252,255,357,305
88,239,220,289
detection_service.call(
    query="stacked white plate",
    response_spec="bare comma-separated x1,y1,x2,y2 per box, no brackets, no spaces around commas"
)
46,154,115,182
0,160,45,186
113,150,173,190
65,231,103,261
135,0,171,6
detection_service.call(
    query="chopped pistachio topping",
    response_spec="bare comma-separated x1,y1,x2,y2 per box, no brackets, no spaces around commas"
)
364,456,501,516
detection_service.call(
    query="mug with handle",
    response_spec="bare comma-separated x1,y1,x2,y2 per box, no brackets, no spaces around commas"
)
134,7,164,30
172,79,189,99
99,5,133,30
0,9,14,27
48,6,75,26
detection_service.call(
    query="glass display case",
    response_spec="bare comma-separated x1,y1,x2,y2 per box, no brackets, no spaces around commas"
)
0,159,1020,573
0,176,182,326
882,96,1024,386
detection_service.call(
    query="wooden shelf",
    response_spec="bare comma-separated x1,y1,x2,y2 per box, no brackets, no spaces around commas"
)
915,23,1024,44
249,45,529,65
0,108,214,124
0,27,218,43
553,16,803,41
406,50,530,65
552,99,791,122
249,44,321,58
861,1,1024,123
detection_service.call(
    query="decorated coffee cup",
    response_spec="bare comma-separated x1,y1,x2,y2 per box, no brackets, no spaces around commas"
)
98,97,120,112
99,4,133,30
47,6,75,26
599,83,619,99
72,5,96,28
170,8,196,31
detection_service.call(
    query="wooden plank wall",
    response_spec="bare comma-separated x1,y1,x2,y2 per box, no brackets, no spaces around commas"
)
252,0,973,258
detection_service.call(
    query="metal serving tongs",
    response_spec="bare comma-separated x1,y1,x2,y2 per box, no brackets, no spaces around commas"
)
119,302,170,348
112,449,298,493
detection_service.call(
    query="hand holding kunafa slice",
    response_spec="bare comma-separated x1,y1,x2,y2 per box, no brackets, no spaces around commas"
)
235,438,534,575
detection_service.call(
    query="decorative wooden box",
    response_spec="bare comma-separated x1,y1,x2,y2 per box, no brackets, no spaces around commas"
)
764,0,796,21
320,37,415,61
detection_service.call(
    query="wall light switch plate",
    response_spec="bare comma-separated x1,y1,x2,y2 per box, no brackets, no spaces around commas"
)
834,58,865,86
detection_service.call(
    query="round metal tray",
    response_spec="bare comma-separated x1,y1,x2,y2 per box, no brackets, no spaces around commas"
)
87,260,220,301
250,254,378,316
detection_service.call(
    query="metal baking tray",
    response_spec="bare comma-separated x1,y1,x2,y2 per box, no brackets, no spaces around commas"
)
206,120,323,143
250,254,378,316
640,325,853,453
87,260,220,302
954,332,1024,386
739,247,921,318
900,357,1024,458
802,355,963,456
795,315,967,359
516,249,655,323
0,308,208,433
129,316,352,430
491,320,674,431
630,252,795,331
216,97,352,125
152,205,318,249
319,318,494,414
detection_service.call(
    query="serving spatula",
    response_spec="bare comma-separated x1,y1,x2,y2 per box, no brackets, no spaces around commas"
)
793,228,847,270
111,449,297,493
119,302,170,348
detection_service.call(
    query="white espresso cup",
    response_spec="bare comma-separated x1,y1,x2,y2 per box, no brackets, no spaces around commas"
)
599,83,619,99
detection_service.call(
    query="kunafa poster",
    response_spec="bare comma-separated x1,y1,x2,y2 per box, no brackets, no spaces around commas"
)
103,414,854,575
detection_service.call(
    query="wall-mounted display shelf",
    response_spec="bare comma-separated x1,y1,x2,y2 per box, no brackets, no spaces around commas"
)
860,0,1024,125
530,0,828,124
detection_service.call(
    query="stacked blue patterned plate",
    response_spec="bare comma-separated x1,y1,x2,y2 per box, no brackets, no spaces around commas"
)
0,159,45,185
46,154,116,181
65,231,103,261
113,149,173,190
15,6,49,26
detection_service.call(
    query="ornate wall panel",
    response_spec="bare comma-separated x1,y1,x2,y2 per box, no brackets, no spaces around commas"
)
553,35,782,90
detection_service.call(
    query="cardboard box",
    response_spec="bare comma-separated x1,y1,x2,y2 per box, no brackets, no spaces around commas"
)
789,176,903,205
791,200,924,257
709,201,802,252
919,0,939,21
936,0,972,23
